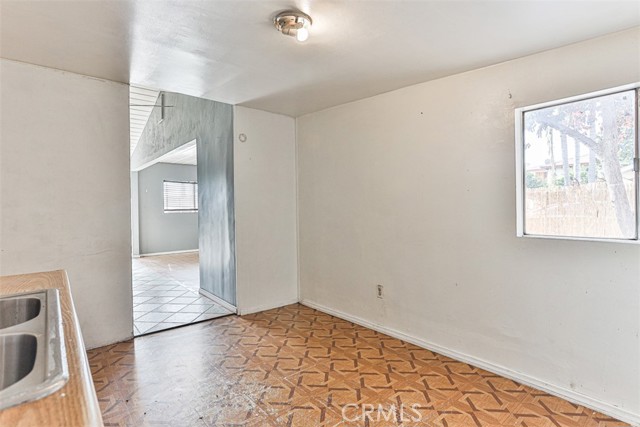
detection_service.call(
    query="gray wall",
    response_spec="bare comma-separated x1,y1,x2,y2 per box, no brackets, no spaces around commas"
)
131,171,140,256
138,163,198,255
132,93,236,305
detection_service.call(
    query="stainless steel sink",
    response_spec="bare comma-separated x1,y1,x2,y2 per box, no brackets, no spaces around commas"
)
0,297,41,329
1,334,37,390
0,290,68,410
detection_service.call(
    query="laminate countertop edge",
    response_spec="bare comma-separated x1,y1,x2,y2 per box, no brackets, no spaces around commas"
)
0,270,103,427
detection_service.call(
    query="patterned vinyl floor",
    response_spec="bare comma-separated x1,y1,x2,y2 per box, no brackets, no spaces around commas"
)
88,304,628,427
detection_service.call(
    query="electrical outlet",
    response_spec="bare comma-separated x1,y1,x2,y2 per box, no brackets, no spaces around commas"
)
377,284,383,299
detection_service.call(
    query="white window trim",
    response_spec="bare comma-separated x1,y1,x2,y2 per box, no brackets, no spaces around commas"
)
514,82,640,244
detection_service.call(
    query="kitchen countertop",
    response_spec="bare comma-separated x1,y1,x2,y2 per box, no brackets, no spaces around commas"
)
0,270,103,427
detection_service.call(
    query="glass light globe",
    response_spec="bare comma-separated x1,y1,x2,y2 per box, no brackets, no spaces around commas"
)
296,27,309,42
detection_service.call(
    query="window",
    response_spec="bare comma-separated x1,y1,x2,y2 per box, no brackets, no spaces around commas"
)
516,85,639,242
163,180,198,213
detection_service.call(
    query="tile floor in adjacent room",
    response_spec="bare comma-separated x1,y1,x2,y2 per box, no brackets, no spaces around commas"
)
132,252,233,335
88,304,628,427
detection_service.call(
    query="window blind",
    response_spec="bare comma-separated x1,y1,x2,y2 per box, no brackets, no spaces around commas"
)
163,181,198,212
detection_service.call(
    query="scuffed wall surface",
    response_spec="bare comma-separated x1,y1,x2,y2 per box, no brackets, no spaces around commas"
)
0,59,132,348
132,93,236,304
233,106,298,314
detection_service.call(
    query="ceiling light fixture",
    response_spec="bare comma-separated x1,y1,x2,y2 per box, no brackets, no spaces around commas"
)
274,10,312,42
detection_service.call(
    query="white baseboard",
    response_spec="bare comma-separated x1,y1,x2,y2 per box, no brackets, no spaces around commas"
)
238,298,300,316
198,288,237,314
300,299,639,427
139,249,199,257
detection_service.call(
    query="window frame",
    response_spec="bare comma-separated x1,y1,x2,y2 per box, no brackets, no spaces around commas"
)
515,83,640,244
163,180,198,213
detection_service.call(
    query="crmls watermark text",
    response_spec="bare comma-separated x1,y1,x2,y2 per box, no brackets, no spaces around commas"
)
341,403,423,423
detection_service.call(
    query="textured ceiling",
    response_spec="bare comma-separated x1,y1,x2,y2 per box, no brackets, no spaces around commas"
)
1,1,639,117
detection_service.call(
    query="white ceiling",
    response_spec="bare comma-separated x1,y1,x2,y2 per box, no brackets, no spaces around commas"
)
129,86,160,155
133,140,197,172
1,1,639,117
158,141,197,167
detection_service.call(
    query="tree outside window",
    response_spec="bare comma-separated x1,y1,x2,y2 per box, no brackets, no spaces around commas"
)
518,88,638,241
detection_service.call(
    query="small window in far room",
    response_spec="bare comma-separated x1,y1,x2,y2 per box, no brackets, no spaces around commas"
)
516,85,639,242
163,180,198,213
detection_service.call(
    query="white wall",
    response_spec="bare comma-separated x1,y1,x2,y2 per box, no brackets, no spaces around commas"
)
0,59,132,349
234,106,298,314
297,28,640,423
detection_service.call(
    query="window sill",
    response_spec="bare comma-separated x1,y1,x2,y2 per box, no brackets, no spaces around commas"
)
163,211,198,214
517,233,639,245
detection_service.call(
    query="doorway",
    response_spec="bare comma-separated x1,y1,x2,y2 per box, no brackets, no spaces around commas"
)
129,87,234,336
